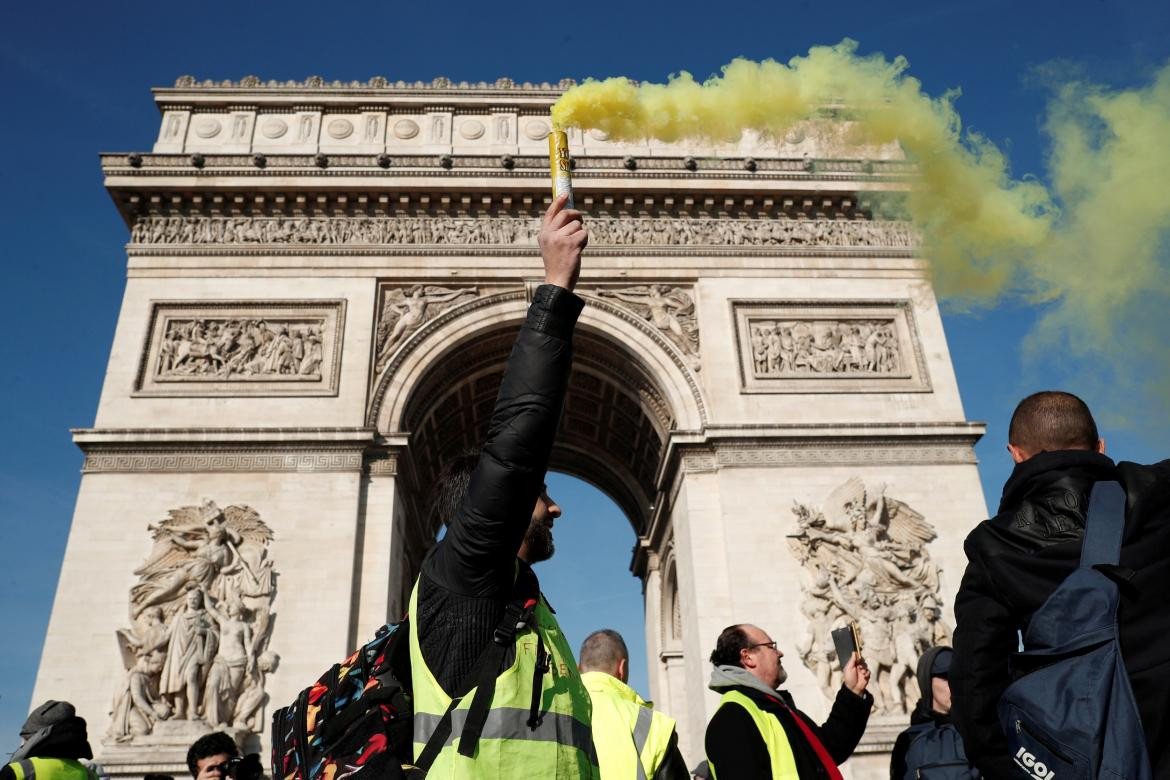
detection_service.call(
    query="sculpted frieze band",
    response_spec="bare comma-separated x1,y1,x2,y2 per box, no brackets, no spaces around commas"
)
129,215,918,249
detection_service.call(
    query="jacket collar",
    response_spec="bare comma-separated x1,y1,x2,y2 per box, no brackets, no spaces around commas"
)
581,671,650,707
998,450,1117,513
708,664,782,700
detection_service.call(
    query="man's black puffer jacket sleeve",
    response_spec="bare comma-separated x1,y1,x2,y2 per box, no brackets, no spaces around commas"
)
430,284,584,597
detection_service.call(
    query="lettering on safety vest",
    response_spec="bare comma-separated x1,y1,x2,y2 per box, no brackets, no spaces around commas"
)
1014,747,1056,780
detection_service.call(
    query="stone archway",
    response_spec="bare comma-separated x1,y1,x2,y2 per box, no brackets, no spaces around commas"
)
364,290,702,736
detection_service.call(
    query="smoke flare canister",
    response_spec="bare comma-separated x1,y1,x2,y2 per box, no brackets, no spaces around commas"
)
548,130,574,208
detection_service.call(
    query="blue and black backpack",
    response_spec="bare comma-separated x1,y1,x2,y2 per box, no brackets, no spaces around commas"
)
997,480,1152,780
902,720,979,780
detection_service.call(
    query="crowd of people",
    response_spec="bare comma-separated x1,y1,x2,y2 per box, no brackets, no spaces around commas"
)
9,195,1170,779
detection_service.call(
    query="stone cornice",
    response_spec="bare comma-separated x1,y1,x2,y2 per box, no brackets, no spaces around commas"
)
160,74,576,96
655,421,984,497
72,426,378,446
73,428,380,473
102,152,915,181
80,447,365,473
663,421,985,450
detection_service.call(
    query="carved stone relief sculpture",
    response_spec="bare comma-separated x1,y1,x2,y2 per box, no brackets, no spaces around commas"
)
107,501,278,743
787,478,950,716
136,302,344,397
733,302,929,394
128,215,918,249
748,318,901,377
597,285,700,370
374,284,478,370
156,318,325,380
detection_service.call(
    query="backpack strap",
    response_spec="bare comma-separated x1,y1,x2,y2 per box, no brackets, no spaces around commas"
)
416,566,541,768
1080,480,1126,569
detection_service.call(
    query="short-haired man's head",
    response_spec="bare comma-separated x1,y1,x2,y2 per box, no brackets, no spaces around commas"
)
186,732,238,778
430,450,480,528
578,629,629,679
1008,391,1100,456
709,624,752,668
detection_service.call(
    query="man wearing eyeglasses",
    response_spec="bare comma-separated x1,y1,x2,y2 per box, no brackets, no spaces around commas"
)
705,624,872,778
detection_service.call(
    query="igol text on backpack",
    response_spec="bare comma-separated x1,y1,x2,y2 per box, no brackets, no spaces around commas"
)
997,480,1152,780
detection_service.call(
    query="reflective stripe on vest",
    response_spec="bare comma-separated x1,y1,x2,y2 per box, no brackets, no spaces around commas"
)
708,690,799,780
408,578,599,778
5,758,91,780
413,708,596,754
632,707,653,780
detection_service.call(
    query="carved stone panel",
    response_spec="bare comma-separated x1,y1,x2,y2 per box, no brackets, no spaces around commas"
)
594,285,700,370
787,479,951,716
732,300,929,393
372,283,479,374
135,301,345,396
106,501,279,743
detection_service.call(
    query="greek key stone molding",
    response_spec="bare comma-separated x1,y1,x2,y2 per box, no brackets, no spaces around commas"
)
127,215,917,251
679,447,718,473
672,436,977,475
712,442,976,466
364,453,399,477
732,300,930,394
135,301,345,397
82,448,364,473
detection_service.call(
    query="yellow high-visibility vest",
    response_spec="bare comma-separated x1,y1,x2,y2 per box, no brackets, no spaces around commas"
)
408,579,600,778
582,671,677,780
708,689,799,780
4,757,91,780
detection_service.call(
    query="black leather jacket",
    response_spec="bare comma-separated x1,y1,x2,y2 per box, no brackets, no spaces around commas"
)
951,450,1170,778
417,284,583,694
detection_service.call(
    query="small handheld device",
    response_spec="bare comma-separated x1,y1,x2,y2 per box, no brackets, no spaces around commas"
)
831,622,863,670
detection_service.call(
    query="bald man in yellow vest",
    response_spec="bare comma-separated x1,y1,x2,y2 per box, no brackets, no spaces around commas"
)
578,630,690,780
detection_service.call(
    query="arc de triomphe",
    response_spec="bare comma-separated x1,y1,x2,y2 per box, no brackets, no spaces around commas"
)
33,77,987,778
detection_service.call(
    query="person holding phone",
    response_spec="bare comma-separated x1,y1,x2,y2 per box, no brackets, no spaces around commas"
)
704,624,872,779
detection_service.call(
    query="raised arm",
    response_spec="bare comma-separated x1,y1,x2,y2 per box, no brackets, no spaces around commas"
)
427,194,586,595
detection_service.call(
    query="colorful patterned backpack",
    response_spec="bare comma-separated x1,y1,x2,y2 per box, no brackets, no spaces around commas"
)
272,621,421,780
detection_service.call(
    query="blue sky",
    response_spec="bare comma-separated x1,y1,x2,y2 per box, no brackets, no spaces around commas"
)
3,0,1169,757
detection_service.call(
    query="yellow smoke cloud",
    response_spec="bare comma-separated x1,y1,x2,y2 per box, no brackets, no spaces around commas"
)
1023,64,1170,422
553,42,1170,428
552,40,1053,303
